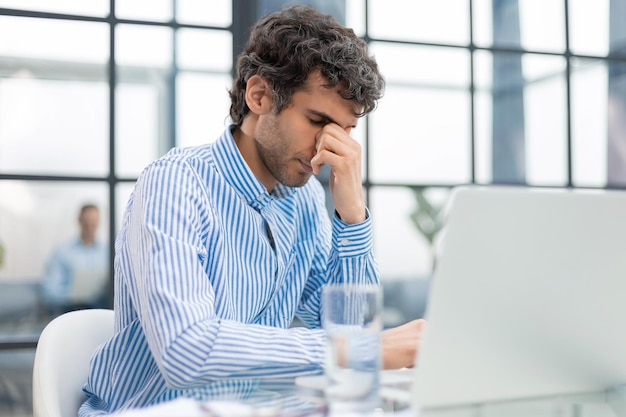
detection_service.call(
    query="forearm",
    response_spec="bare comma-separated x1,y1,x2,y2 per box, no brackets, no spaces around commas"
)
157,319,326,387
296,210,380,327
329,211,379,285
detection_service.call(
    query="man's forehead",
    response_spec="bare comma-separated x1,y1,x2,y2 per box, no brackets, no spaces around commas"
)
300,73,362,118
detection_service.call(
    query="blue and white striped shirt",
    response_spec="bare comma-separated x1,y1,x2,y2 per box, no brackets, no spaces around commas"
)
79,126,380,416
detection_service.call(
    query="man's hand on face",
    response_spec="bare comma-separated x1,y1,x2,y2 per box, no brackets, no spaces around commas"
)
311,123,366,224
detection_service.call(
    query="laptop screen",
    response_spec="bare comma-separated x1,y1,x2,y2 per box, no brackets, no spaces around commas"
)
411,186,626,409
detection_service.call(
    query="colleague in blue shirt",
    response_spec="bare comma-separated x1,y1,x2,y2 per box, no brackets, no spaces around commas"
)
80,6,424,415
41,203,108,315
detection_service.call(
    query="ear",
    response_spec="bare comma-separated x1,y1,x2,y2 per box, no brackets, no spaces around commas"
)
245,75,273,116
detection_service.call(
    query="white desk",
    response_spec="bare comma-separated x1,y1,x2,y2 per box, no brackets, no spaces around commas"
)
100,373,626,417
419,390,622,417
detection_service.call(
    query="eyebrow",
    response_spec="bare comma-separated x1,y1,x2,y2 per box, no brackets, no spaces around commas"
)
307,110,357,129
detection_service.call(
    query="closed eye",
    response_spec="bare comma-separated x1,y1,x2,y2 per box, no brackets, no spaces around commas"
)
308,118,327,126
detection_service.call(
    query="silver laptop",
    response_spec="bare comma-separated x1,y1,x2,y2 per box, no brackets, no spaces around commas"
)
411,185,626,409
69,268,108,304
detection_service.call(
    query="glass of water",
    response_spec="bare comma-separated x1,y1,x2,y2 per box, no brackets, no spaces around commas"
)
322,283,383,414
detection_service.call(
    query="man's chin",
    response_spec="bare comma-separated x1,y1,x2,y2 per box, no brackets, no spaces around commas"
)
282,172,312,188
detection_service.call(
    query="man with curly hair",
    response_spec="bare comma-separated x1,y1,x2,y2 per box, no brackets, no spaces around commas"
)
80,5,424,415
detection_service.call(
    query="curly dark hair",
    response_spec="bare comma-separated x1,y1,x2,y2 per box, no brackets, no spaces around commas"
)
229,5,384,126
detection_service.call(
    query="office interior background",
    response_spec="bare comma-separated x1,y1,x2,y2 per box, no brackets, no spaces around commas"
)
0,0,625,415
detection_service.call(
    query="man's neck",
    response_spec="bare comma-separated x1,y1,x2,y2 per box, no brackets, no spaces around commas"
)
231,122,277,193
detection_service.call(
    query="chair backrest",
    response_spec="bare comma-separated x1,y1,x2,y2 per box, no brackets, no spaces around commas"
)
32,309,114,417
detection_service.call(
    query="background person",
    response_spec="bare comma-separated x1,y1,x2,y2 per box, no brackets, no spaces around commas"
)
40,203,108,315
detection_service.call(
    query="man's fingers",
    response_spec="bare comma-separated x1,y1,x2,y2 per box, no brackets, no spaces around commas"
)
311,149,341,174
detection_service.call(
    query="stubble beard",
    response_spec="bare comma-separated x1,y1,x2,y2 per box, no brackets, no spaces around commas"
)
255,115,311,188
255,140,311,188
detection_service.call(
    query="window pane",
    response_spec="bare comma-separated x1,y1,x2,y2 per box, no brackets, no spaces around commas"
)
345,0,365,37
177,29,232,72
0,0,108,16
115,25,173,177
115,0,173,22
370,86,470,184
0,16,108,177
369,43,469,87
177,0,231,27
116,77,166,178
176,72,233,148
116,24,173,68
474,90,493,184
606,59,626,186
368,44,470,184
519,1,565,52
368,0,468,45
0,180,111,352
371,186,450,280
523,54,568,185
473,0,565,53
570,59,608,187
569,0,610,57
0,16,108,63
472,0,494,48
0,77,109,176
474,51,568,186
570,58,626,188
371,186,450,326
0,181,109,283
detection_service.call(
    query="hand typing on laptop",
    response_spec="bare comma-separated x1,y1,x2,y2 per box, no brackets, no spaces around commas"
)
382,318,426,369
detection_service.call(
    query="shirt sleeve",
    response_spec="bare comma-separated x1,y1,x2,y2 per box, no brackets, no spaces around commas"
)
294,181,381,329
120,159,326,389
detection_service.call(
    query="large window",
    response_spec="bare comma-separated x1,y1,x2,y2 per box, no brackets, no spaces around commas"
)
0,1,233,306
1,0,626,414
362,0,626,290
1,0,626,390
0,4,233,414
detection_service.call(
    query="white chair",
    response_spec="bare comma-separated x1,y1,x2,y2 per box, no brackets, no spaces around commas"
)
32,309,114,417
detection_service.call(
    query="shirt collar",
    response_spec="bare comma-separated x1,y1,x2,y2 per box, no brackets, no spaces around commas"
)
212,126,296,210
